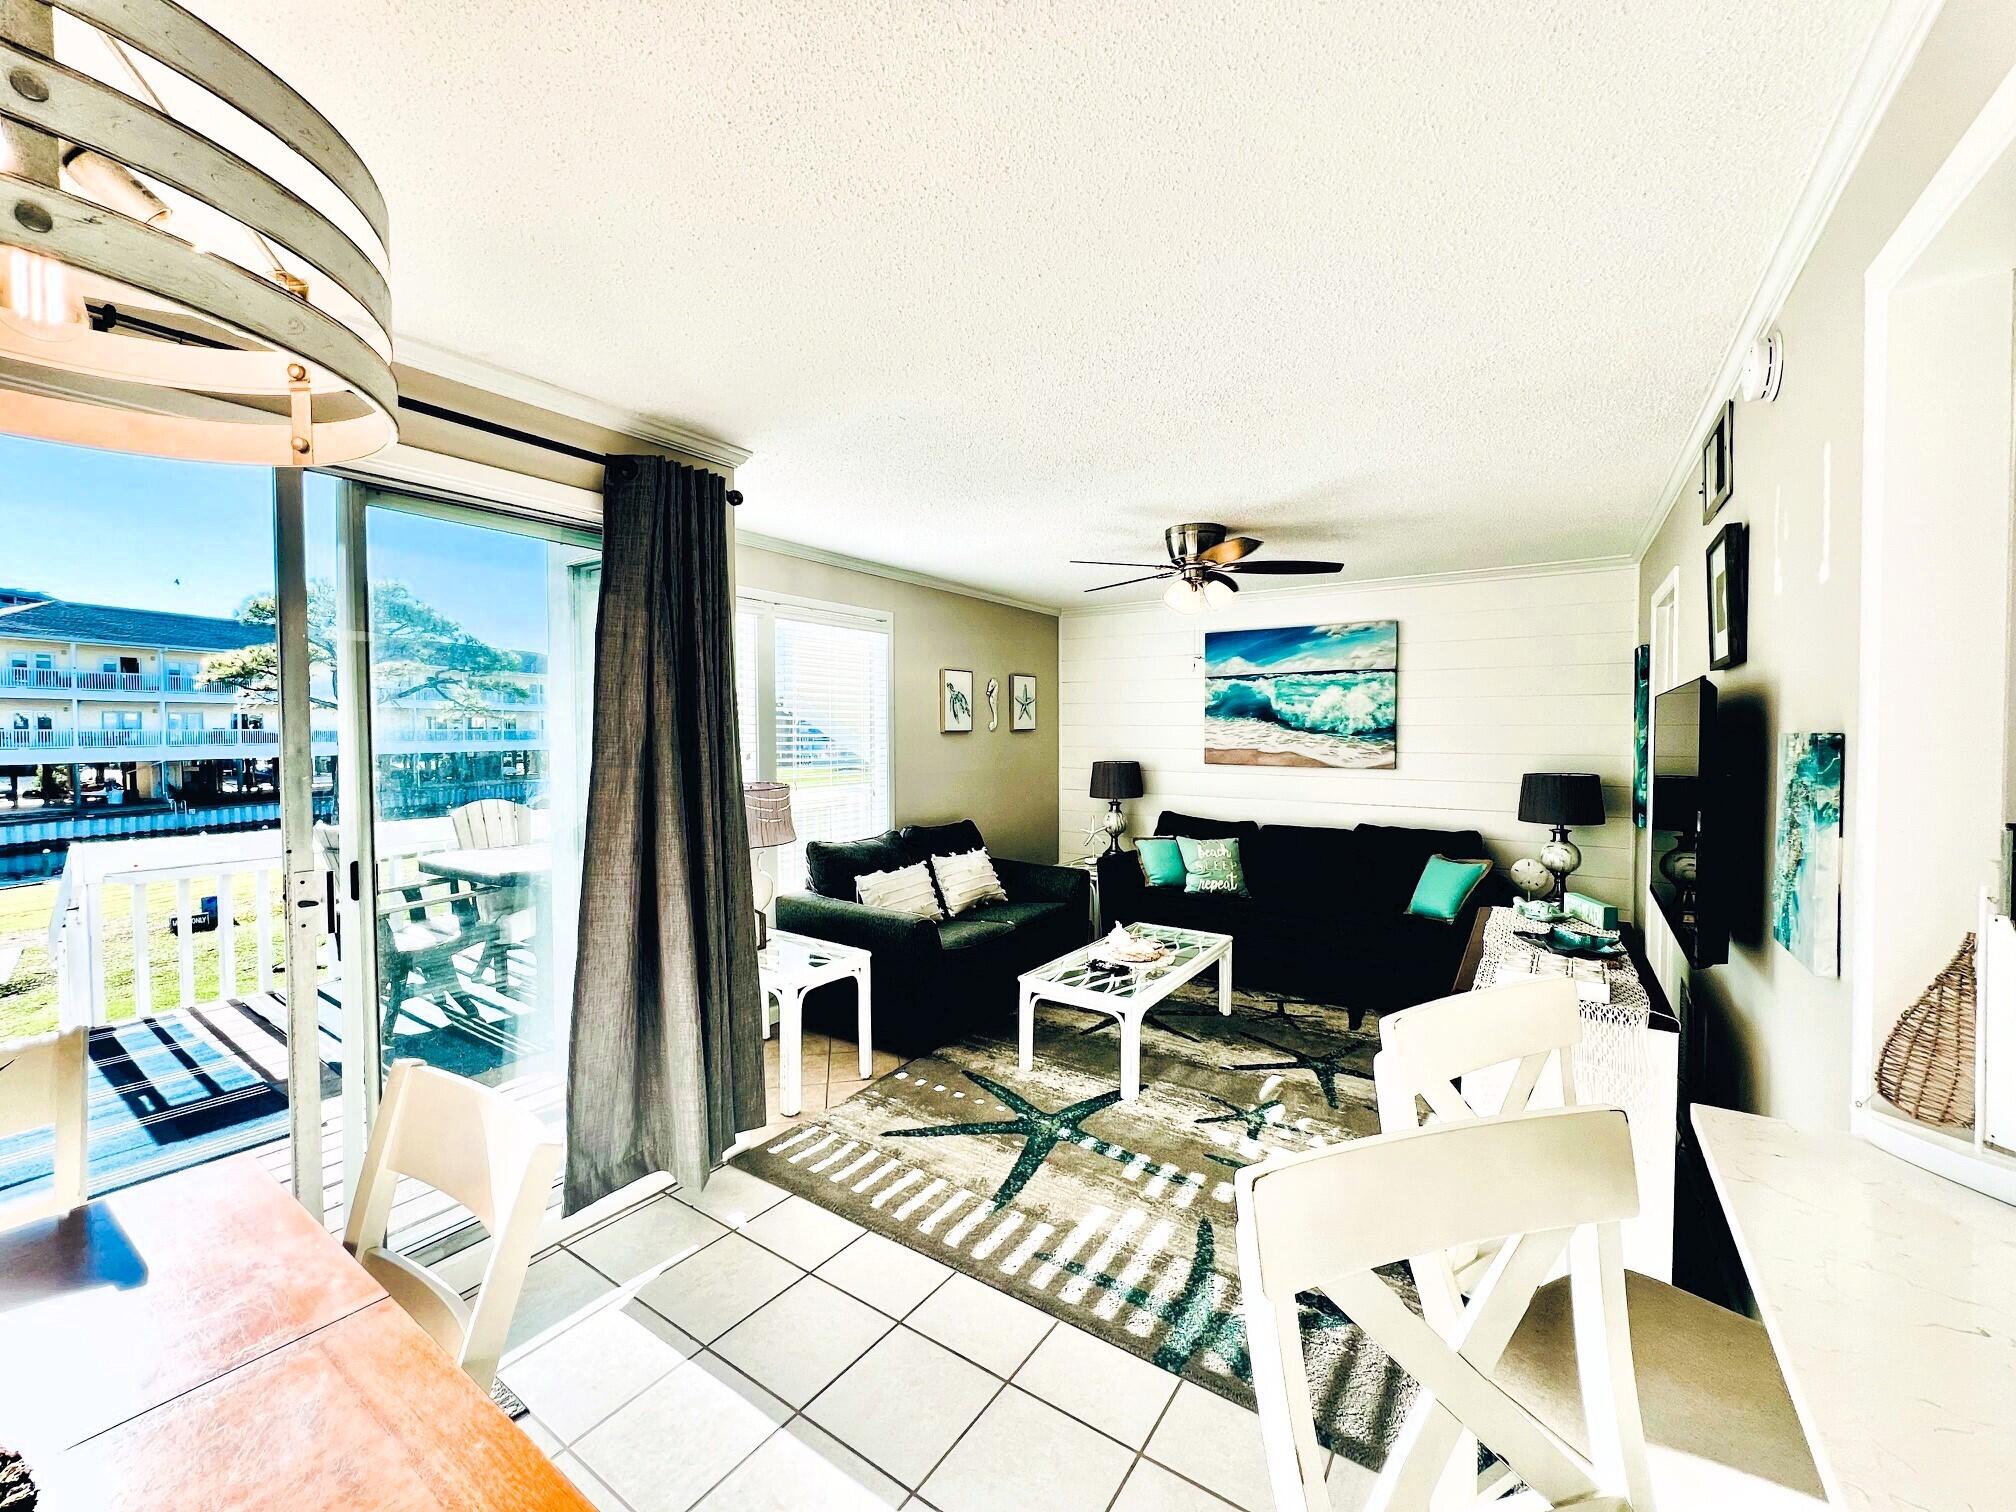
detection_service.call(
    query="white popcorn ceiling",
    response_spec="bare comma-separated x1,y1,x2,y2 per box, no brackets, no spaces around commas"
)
190,0,1891,606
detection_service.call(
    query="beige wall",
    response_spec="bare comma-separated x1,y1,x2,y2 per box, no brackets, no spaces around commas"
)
1635,0,2016,1129
733,545,1061,863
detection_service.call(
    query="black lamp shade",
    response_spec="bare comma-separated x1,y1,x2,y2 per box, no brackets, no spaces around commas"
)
1089,760,1145,801
1518,771,1605,828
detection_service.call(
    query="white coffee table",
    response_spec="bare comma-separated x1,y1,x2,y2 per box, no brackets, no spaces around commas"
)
759,929,873,1116
1018,923,1234,1100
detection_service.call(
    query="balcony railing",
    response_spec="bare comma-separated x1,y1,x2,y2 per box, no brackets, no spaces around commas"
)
0,667,67,691
0,728,70,750
390,728,542,744
0,667,235,695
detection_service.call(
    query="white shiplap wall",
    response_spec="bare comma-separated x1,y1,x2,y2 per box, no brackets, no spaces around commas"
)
1058,561,1640,917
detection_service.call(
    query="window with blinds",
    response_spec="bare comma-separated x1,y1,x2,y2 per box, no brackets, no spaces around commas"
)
735,591,893,892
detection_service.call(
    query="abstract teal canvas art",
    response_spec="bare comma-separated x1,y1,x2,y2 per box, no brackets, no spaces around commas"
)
1203,621,1397,768
1772,732,1845,976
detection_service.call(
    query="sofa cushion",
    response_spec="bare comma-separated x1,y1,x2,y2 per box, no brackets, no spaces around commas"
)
1354,823,1491,915
855,861,944,920
901,819,985,864
1243,823,1363,906
937,917,1015,951
1406,855,1492,923
962,898,1072,932
1155,810,1259,843
1177,835,1249,896
1134,836,1187,888
806,829,909,901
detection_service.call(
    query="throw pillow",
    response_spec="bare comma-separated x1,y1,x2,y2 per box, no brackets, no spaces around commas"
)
1177,835,1248,896
855,861,943,920
1135,836,1187,888
931,848,1010,915
1406,855,1492,922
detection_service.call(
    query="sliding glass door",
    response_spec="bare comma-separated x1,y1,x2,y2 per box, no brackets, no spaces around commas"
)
299,482,598,1228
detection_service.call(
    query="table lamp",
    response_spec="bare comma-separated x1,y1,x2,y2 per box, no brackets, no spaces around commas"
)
1088,760,1144,856
1518,771,1605,904
743,782,796,948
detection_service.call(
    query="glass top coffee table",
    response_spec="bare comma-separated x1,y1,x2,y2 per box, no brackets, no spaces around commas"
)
1018,923,1234,1101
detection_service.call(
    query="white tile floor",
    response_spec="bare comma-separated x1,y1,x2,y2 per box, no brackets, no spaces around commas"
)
490,1171,1313,1512
462,1034,1381,1510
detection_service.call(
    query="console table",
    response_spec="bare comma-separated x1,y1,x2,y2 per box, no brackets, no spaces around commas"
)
1454,906,1681,1280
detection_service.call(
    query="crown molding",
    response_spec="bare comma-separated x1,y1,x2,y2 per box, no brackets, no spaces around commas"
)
1631,0,1946,561
1058,552,1637,618
393,336,752,470
734,530,1061,618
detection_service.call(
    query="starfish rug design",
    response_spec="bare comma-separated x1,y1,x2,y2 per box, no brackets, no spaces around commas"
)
731,976,1417,1472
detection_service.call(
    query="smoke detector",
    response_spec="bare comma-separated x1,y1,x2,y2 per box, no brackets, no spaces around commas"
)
1740,327,1785,403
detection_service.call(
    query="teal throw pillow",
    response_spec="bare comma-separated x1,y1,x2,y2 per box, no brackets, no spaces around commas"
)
1177,835,1248,896
1135,836,1187,888
1406,855,1492,922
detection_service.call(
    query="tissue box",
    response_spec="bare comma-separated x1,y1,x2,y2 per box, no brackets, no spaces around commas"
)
1563,892,1618,931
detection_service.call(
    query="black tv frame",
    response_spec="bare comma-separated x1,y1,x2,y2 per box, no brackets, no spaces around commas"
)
1649,675,1728,968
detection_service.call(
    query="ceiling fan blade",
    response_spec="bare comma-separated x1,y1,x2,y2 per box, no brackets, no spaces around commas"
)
1202,570,1240,592
1084,572,1176,592
1220,560,1345,575
1070,559,1174,568
1199,536,1262,565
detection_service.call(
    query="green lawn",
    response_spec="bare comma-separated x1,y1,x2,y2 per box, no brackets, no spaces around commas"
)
0,874,289,1040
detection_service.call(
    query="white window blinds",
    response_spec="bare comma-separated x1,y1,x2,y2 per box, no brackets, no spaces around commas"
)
736,592,892,892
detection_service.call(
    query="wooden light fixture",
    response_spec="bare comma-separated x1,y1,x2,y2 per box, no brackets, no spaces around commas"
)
0,0,395,465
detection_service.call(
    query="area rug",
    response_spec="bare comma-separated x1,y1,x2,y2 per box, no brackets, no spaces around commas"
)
732,979,1418,1470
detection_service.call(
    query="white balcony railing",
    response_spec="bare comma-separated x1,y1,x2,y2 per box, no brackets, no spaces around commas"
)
0,667,69,691
0,728,71,750
0,668,237,695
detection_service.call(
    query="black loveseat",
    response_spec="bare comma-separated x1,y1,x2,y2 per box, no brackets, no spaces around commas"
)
1096,810,1512,1028
775,819,1092,1057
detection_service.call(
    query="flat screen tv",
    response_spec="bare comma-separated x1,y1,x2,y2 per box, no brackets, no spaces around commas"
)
1649,676,1728,967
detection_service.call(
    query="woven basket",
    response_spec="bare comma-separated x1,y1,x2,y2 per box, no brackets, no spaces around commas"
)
1876,935,1977,1129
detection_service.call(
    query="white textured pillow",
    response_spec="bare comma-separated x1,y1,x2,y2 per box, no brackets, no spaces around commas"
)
931,848,1008,916
855,861,943,920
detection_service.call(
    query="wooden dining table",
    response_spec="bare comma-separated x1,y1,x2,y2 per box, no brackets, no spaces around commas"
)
0,1156,591,1511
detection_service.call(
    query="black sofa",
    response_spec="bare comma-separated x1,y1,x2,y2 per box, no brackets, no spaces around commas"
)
1095,810,1512,1028
775,819,1092,1057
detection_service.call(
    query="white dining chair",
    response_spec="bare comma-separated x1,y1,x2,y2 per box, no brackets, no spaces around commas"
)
1239,1107,1654,1512
0,1026,88,1228
1289,984,1827,1511
1374,979,1584,1311
343,1058,562,1390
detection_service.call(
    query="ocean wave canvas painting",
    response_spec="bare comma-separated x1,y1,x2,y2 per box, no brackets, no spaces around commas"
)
1204,621,1397,769
1772,731,1844,976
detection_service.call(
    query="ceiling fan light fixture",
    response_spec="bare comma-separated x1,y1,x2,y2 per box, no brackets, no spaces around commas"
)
1163,577,1205,614
1199,577,1235,611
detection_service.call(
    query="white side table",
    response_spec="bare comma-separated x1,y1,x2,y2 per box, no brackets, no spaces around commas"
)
758,929,873,1116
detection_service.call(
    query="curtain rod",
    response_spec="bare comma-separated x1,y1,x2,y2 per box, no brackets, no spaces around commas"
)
398,396,743,502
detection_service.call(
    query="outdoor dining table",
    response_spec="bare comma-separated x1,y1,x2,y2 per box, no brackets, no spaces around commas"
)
415,842,552,889
0,1155,589,1510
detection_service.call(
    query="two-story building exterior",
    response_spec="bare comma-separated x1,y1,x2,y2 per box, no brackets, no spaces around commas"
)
0,594,549,821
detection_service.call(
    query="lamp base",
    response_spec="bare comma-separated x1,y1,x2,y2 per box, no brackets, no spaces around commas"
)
1096,800,1128,856
1538,828,1582,905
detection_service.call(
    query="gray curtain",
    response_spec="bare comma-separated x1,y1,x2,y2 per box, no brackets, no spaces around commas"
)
566,455,765,1211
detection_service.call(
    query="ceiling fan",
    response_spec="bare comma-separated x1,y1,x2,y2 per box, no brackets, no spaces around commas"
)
1072,523,1345,614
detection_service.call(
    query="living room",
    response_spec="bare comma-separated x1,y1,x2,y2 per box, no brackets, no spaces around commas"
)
2,3,2014,1511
